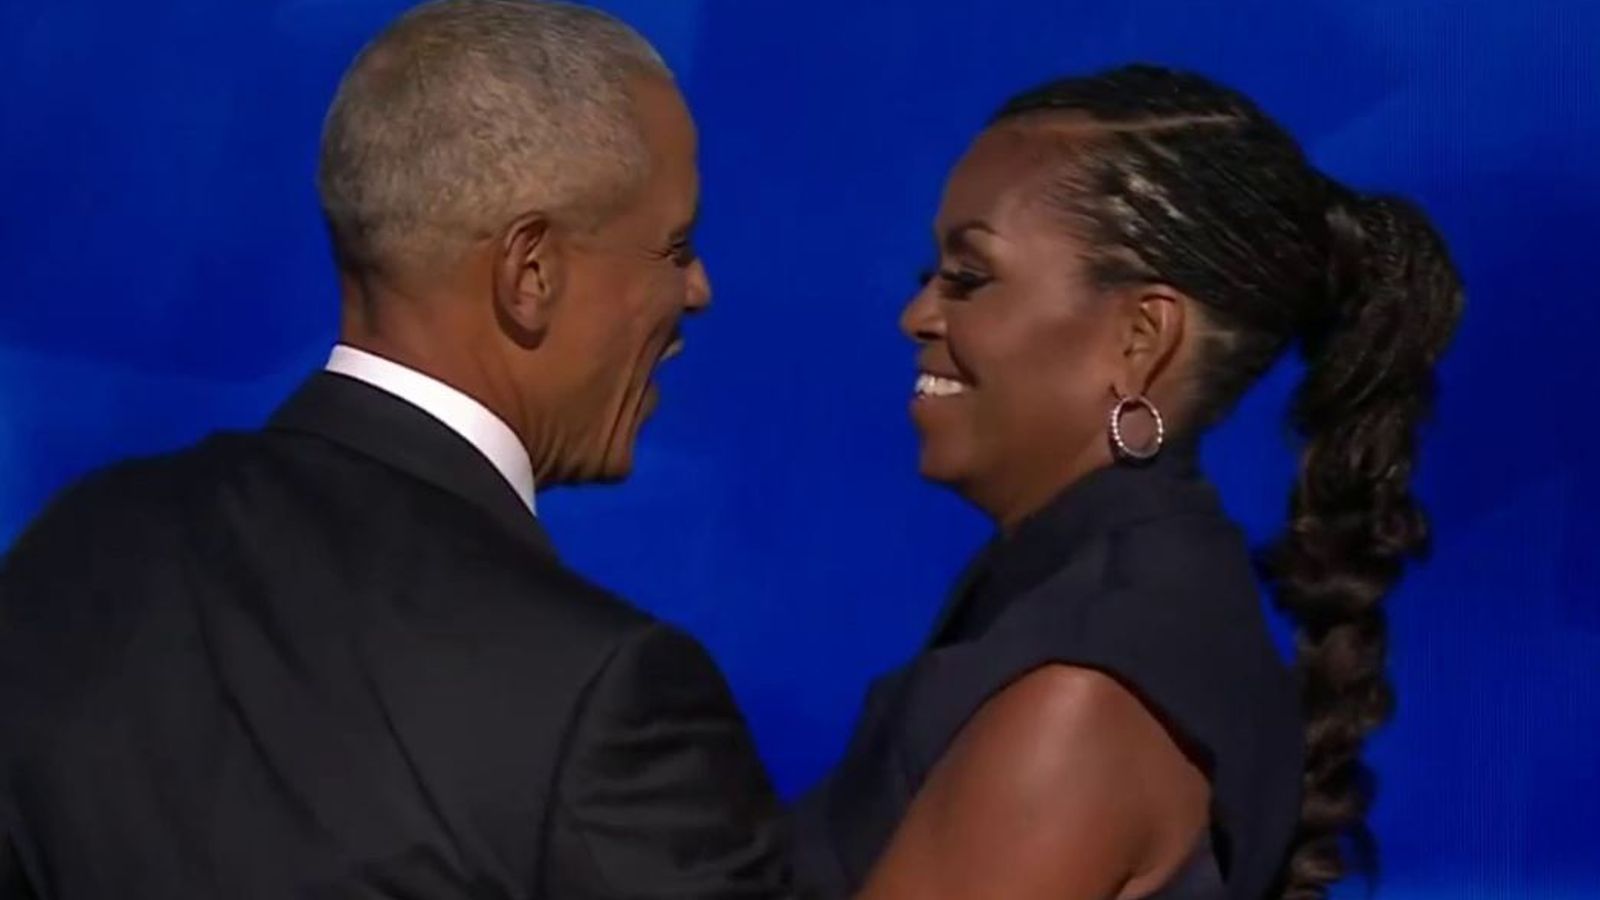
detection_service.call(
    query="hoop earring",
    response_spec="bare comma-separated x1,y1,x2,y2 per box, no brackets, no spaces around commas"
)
1108,390,1165,462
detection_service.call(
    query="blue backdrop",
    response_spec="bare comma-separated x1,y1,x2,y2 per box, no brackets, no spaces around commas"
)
2,1,1596,896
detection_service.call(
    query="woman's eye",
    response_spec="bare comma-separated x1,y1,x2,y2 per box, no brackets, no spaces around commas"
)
938,269,991,295
916,268,990,295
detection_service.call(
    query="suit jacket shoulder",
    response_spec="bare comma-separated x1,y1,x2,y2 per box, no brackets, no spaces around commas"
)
1,375,790,898
0,427,662,896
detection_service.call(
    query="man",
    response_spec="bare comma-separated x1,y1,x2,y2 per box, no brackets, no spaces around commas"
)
0,2,790,897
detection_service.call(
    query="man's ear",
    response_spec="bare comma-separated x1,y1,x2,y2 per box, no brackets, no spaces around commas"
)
1112,284,1187,398
494,211,562,347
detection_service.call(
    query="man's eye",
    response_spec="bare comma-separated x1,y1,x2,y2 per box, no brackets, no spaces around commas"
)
668,240,697,267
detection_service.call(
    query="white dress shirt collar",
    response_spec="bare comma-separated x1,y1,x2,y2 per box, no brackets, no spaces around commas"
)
325,345,537,515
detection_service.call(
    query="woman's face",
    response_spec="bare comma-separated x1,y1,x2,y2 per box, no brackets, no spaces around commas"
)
903,126,1131,528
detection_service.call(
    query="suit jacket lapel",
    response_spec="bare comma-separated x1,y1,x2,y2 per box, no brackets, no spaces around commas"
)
268,372,556,560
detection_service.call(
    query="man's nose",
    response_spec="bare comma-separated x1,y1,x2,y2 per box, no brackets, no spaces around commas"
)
685,258,711,313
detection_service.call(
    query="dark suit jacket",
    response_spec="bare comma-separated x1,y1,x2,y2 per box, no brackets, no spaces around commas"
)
0,373,790,899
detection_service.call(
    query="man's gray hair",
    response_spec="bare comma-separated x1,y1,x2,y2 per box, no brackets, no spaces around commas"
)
318,0,670,273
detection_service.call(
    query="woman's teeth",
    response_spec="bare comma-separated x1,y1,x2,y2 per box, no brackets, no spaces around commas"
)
915,373,968,398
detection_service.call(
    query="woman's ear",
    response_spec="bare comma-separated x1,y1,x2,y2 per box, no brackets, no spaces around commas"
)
1112,285,1187,398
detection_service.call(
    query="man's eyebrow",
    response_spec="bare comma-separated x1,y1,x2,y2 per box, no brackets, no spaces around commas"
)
670,207,700,240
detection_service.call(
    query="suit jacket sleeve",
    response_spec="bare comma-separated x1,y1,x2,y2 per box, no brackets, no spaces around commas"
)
542,622,793,898
0,826,33,900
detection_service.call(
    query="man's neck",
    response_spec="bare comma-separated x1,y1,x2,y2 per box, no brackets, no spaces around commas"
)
336,267,578,489
324,343,540,514
339,264,522,426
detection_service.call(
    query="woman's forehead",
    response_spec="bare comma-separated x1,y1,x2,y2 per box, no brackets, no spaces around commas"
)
937,129,1086,238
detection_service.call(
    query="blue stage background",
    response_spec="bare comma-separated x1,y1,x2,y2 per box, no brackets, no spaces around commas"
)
2,1,1596,896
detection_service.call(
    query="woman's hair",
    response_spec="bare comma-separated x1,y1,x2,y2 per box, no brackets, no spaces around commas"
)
991,65,1462,897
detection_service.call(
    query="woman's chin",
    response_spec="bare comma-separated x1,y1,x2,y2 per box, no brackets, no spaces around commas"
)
915,442,969,487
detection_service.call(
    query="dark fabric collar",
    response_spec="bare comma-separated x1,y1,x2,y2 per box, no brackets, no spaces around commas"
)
928,443,1213,646
268,372,555,559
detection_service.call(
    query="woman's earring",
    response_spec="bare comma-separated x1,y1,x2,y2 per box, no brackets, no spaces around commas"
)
1108,388,1165,462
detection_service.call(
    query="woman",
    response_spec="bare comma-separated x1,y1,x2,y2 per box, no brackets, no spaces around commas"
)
794,65,1461,899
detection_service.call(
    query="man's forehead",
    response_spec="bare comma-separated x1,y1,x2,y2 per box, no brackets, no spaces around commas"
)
630,75,694,146
631,80,698,220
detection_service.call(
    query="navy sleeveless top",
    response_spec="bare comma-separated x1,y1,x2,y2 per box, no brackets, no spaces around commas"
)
793,450,1303,899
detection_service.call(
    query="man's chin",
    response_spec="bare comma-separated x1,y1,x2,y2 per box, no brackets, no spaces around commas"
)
577,391,655,484
602,388,659,480
591,435,639,484
590,461,633,484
